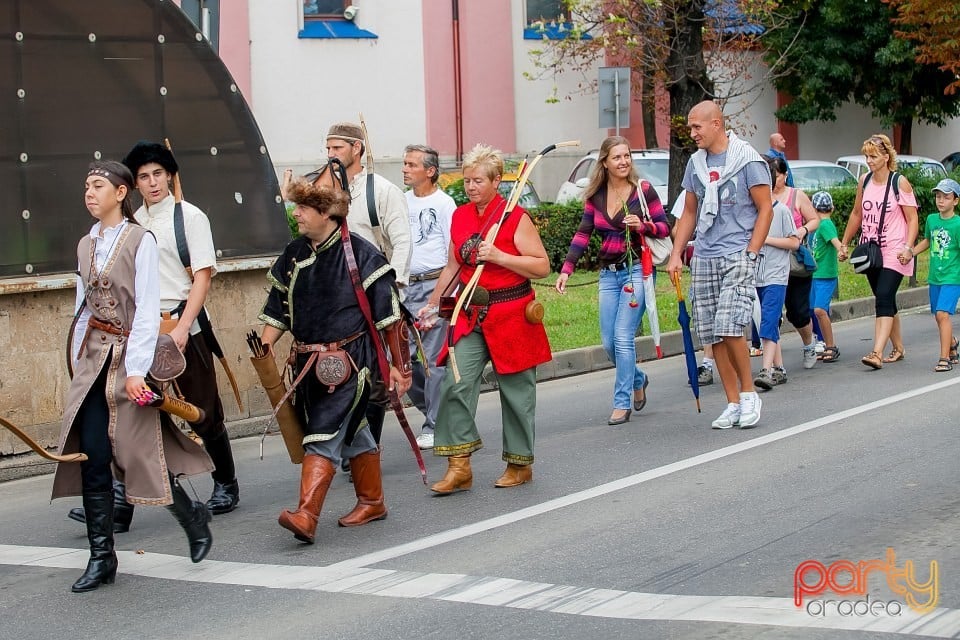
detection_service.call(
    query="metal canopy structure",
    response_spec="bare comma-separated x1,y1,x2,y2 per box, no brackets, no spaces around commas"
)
0,0,288,278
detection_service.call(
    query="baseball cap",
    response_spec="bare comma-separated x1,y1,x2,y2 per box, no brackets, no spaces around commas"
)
811,191,834,212
932,178,960,198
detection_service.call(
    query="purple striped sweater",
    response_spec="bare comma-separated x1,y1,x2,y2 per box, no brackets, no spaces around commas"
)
561,181,670,274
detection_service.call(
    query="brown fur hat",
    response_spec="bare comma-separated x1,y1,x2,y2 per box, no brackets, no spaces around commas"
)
287,178,349,219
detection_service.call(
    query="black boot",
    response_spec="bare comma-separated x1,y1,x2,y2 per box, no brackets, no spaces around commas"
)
67,479,135,533
71,492,118,593
166,476,213,563
203,431,239,515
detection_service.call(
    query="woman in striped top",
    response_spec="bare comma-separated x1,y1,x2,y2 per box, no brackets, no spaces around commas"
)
555,136,671,425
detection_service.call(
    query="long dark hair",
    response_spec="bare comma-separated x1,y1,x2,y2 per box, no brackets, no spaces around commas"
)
88,160,138,224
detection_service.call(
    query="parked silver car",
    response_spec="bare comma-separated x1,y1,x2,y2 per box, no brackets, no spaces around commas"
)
836,154,947,180
556,149,669,205
790,160,857,189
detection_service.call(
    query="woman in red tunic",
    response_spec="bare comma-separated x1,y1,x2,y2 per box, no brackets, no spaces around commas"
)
420,144,552,493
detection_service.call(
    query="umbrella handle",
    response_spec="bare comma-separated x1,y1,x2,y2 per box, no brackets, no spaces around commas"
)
671,271,685,302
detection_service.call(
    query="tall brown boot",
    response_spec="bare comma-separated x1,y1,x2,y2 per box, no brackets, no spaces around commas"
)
494,463,533,488
338,450,387,527
278,455,335,543
430,454,472,495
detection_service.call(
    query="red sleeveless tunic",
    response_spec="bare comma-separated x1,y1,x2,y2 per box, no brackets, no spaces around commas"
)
439,194,552,374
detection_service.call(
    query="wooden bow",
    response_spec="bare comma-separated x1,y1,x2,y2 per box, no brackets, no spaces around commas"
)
448,140,579,382
0,416,87,463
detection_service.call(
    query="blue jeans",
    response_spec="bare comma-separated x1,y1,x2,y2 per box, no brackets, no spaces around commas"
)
599,264,649,410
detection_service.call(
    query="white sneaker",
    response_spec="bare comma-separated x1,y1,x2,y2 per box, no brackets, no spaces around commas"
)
738,392,762,428
802,344,818,369
814,340,826,354
416,432,434,449
711,403,741,429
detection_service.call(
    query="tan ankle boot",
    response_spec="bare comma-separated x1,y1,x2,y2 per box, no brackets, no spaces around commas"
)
430,454,472,494
494,463,532,488
278,455,335,543
338,450,387,527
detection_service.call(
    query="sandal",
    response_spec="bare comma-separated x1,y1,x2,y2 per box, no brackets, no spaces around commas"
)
882,348,905,363
950,336,959,365
935,358,953,373
820,346,840,363
861,352,883,370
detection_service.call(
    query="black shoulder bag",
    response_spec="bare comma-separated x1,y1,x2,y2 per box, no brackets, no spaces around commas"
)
849,172,896,274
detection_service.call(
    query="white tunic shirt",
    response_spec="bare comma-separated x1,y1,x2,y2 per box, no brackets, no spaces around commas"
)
134,194,217,312
347,168,412,285
73,221,160,378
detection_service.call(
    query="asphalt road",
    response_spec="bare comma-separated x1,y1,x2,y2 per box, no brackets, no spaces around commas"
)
1,309,959,640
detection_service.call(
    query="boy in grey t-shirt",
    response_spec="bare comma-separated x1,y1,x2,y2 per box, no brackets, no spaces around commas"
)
753,188,801,390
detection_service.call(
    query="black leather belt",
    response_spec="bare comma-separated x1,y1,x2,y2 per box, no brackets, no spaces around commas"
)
409,268,443,283
602,261,631,272
487,281,533,305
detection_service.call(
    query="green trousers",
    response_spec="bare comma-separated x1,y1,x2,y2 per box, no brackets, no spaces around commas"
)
433,329,537,465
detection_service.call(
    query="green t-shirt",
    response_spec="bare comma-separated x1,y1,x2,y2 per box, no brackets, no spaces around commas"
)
812,218,838,279
925,213,960,285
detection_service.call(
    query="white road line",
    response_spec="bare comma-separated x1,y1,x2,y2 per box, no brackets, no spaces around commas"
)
329,376,960,570
2,545,958,637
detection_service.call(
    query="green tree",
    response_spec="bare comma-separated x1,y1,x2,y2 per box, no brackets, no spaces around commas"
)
885,0,960,96
763,0,960,153
528,0,792,204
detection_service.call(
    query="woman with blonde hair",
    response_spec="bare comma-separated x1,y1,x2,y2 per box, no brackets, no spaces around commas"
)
555,136,670,424
421,144,552,492
839,134,919,369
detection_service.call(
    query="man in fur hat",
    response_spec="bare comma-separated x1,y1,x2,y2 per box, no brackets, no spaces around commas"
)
260,179,411,544
67,141,241,532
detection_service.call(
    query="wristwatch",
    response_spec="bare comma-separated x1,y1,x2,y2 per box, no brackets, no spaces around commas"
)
746,250,759,262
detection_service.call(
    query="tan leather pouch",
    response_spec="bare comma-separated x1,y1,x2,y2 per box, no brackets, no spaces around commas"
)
159,311,178,335
524,299,545,324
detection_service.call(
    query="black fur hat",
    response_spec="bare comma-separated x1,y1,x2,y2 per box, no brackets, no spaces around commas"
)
122,141,178,176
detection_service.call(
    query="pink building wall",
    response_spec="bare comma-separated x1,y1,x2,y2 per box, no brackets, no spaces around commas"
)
422,0,517,158
173,0,251,102
218,2,252,101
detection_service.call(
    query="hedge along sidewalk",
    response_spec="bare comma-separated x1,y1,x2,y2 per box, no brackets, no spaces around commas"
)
0,286,931,483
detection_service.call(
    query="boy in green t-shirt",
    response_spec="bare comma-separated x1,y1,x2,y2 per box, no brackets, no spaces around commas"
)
909,178,960,372
809,192,843,362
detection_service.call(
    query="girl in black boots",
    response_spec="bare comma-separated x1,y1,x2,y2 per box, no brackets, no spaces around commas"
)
51,161,215,592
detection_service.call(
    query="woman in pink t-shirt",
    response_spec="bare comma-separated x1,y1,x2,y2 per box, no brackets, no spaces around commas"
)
839,134,919,370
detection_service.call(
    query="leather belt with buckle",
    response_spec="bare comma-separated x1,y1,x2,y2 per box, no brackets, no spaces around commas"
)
409,268,444,283
603,262,630,272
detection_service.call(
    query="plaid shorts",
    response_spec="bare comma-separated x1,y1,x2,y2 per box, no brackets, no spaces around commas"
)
691,251,757,345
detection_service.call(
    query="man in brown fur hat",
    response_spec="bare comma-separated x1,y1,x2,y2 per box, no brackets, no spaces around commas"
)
260,179,412,544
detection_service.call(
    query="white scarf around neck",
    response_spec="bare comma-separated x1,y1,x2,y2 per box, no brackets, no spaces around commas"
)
692,131,763,235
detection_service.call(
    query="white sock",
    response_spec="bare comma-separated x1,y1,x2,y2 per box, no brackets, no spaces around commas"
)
703,358,715,370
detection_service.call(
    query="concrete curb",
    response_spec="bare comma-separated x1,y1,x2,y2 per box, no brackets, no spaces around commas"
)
0,286,930,483
521,285,928,388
